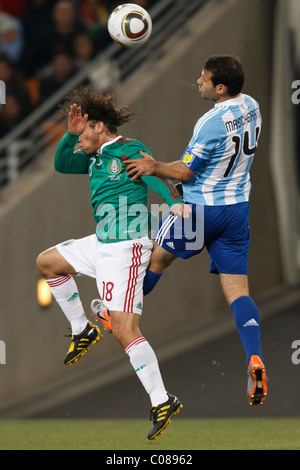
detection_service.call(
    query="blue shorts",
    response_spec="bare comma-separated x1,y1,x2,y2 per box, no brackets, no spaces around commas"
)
155,202,250,275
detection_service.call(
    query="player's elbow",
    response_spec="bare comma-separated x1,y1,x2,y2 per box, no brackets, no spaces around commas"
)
54,161,61,172
177,166,194,181
54,157,67,173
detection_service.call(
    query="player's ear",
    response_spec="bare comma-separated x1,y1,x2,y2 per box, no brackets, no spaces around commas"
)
216,83,228,96
95,121,105,133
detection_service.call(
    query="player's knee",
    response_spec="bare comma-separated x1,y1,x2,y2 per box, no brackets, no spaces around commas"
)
149,243,176,271
36,252,45,274
36,250,54,277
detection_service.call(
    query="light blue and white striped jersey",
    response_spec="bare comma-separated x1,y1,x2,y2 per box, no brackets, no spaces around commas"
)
180,94,262,205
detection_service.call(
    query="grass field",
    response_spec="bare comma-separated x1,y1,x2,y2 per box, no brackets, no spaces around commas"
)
0,418,299,450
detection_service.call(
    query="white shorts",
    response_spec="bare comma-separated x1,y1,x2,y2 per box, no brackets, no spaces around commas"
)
56,235,153,315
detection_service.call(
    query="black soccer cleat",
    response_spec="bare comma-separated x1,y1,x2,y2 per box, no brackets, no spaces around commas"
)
147,393,183,440
64,321,102,365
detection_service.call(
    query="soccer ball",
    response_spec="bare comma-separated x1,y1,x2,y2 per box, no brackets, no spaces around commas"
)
108,3,152,48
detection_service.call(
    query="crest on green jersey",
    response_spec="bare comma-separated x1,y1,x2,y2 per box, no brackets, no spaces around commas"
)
108,158,122,176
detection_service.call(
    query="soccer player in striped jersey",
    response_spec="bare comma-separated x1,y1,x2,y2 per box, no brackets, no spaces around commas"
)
36,87,186,439
126,55,268,407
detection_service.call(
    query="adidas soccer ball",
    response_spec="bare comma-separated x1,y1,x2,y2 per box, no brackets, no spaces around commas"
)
108,3,152,48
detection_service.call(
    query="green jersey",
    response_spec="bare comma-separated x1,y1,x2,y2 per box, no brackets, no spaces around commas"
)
54,131,183,243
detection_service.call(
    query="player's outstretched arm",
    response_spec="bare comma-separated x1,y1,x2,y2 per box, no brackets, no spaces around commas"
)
125,151,194,181
54,104,90,174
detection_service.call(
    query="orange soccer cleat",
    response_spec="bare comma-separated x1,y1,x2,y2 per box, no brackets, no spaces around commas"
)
90,298,112,333
247,355,268,406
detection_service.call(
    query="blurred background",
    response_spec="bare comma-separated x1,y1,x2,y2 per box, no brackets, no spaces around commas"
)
0,0,299,421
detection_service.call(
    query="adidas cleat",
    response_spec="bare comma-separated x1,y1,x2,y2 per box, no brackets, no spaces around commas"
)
90,298,112,333
247,355,268,406
147,393,183,440
64,321,102,365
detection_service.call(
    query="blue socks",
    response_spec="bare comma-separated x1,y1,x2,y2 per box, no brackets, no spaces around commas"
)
143,274,263,367
231,295,263,366
143,268,162,295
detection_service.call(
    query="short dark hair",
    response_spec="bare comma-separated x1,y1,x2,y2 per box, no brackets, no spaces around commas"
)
203,55,245,96
56,86,134,133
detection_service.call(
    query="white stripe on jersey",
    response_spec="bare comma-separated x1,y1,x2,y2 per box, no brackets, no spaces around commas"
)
193,105,227,141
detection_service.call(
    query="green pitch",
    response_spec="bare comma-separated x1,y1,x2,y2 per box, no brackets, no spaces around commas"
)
0,418,299,450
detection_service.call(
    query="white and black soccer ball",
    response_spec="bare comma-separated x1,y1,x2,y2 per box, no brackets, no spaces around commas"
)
107,3,152,48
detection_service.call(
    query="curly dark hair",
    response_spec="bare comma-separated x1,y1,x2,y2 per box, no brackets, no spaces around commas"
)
203,55,245,96
56,86,134,133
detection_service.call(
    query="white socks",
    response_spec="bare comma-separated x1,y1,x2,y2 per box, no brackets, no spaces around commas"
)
46,275,88,335
125,336,168,407
46,277,168,407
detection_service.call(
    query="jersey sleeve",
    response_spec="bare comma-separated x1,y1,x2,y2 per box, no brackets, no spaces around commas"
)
141,174,183,207
180,117,221,172
124,140,184,207
54,131,90,174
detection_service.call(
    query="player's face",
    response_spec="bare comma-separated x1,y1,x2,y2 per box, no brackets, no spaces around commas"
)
78,123,101,154
197,69,218,101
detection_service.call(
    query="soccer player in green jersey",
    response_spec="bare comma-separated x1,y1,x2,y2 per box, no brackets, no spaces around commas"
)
36,87,187,440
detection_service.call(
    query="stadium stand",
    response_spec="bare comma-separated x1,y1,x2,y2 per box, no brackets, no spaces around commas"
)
0,0,208,187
